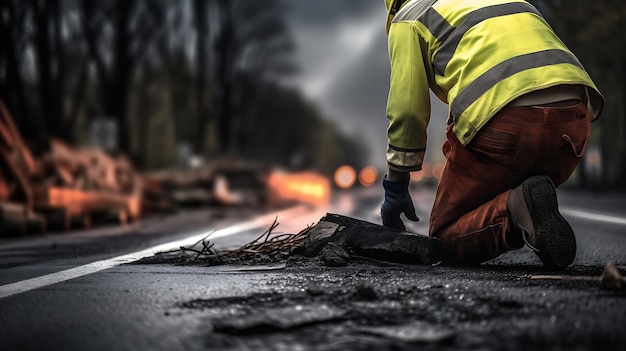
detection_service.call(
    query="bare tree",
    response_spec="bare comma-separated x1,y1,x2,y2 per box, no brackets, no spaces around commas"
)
80,0,166,157
193,0,210,154
211,0,296,156
1,0,366,174
31,0,68,142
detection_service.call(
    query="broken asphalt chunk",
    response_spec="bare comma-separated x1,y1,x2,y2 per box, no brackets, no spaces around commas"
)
302,221,343,256
320,242,350,267
302,214,442,265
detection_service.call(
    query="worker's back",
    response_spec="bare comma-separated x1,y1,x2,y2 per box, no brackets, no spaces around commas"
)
388,0,603,145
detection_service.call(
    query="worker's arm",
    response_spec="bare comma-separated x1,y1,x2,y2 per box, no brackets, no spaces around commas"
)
386,21,431,172
381,22,429,230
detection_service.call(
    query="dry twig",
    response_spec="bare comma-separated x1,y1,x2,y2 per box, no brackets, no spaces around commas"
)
531,261,626,291
163,217,313,261
157,229,217,255
220,218,312,257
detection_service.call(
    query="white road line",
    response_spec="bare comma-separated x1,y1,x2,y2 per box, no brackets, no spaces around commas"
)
0,205,311,300
561,207,626,226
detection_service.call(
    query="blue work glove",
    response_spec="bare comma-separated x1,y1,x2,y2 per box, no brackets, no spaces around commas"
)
381,175,419,231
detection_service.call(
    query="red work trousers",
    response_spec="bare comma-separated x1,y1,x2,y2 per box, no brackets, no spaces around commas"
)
429,101,591,264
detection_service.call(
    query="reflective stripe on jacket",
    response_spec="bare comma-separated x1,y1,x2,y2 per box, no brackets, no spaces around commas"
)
386,0,604,172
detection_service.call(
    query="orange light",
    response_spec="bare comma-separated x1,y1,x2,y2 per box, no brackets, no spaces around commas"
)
334,165,357,189
410,171,424,182
358,166,379,187
421,162,432,178
267,171,330,204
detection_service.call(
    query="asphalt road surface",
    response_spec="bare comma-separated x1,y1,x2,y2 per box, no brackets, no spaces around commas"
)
1,185,625,350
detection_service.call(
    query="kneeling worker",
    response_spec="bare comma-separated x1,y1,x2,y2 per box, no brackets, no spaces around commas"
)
380,0,604,268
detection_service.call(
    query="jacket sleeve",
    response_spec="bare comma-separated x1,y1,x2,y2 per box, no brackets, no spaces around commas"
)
386,22,431,172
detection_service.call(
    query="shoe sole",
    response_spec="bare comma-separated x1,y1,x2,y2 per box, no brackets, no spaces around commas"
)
523,176,576,269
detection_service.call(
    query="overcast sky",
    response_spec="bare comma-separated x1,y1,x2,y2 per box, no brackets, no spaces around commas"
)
284,0,448,168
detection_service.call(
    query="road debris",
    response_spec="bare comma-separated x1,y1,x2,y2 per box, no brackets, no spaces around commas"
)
319,242,350,267
152,213,442,266
212,304,346,333
531,261,625,291
152,217,312,265
301,214,443,264
302,221,341,256
223,217,309,257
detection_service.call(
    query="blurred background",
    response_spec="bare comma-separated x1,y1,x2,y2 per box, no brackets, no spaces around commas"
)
0,0,624,195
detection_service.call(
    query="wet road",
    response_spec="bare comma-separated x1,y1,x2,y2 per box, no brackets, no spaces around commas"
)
0,185,625,350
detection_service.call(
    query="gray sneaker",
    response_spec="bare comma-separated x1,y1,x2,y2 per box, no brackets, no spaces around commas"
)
506,175,576,269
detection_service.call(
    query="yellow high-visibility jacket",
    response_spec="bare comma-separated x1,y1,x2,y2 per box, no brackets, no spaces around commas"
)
386,0,604,172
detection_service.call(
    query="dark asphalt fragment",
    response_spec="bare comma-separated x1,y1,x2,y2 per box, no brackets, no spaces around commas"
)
302,221,343,256
302,214,443,264
320,242,350,267
212,304,346,333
